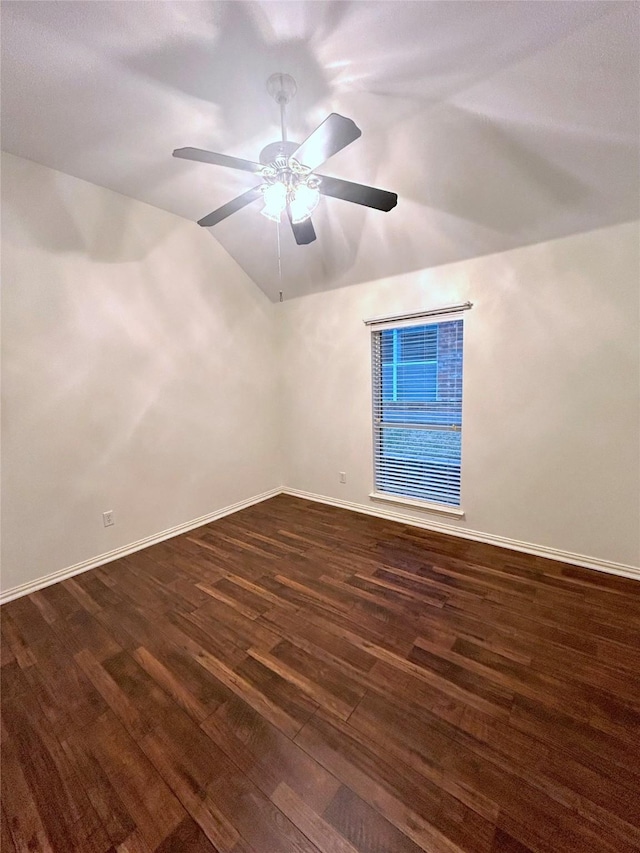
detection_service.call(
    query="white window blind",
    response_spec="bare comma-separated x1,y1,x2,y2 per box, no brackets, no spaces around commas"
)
372,317,464,507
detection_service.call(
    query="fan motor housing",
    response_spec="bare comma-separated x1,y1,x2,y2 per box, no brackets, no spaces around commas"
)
259,140,299,166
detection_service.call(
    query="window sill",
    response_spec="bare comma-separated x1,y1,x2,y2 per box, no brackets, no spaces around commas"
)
369,492,465,519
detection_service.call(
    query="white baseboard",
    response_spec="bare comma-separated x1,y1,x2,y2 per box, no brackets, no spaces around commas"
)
282,488,640,582
0,488,282,605
3,485,637,604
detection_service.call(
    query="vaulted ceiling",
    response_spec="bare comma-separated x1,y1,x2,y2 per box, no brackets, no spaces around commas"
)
2,1,639,300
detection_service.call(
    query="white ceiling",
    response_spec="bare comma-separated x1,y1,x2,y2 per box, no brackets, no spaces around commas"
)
2,1,639,301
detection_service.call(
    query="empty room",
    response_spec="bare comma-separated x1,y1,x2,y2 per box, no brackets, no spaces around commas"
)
1,2,639,852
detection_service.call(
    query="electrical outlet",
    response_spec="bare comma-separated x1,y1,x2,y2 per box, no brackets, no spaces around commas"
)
103,510,114,527
339,472,347,484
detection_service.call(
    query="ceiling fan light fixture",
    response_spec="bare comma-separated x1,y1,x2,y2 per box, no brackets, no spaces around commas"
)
260,159,321,224
289,182,320,224
260,180,288,221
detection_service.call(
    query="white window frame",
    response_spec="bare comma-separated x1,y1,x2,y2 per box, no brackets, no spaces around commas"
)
366,304,470,518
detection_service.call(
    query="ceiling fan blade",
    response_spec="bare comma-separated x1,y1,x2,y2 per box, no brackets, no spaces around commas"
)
317,175,398,211
173,147,263,174
292,114,361,170
287,209,316,245
197,186,263,227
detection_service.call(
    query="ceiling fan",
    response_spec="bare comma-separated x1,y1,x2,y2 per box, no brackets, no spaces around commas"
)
173,73,398,245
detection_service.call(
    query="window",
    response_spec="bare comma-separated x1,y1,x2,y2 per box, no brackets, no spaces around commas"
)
372,318,464,508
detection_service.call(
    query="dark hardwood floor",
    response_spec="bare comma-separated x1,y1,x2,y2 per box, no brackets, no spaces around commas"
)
2,495,640,853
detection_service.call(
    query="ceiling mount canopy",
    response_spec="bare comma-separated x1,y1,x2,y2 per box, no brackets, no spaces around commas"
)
172,73,398,246
265,72,297,106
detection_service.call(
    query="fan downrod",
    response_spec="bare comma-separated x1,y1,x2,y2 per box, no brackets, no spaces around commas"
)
264,73,298,157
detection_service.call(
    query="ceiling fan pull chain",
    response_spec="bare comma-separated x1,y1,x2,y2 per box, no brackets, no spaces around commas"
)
276,218,283,301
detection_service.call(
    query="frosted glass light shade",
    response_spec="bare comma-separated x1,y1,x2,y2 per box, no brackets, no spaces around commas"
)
289,184,320,224
261,182,287,221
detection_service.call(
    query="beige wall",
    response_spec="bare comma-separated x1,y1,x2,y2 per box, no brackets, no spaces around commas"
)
279,222,640,568
2,152,638,596
1,153,280,594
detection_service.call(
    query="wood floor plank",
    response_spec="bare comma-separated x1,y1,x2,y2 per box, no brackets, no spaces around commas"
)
295,709,494,852
59,806,114,853
272,782,360,853
1,804,18,853
76,571,123,609
62,727,138,848
37,581,84,622
62,577,105,615
246,644,362,720
323,784,447,853
30,590,60,625
51,610,123,665
131,645,211,723
83,711,185,850
196,582,264,621
258,606,377,673
1,737,54,853
153,816,221,852
2,691,97,851
24,652,107,739
2,495,639,852
1,609,38,668
74,649,150,741
224,572,299,611
184,598,280,654
194,646,309,738
142,639,236,714
139,726,241,852
204,695,341,813
204,769,322,853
